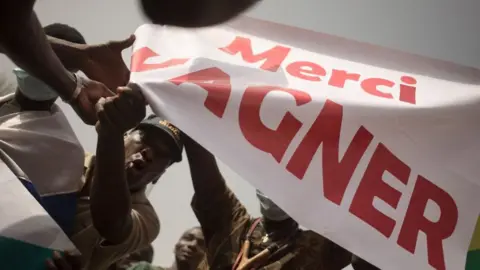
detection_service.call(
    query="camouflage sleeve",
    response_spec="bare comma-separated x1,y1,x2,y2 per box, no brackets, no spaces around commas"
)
191,185,249,248
322,240,352,270
351,255,381,270
292,231,352,270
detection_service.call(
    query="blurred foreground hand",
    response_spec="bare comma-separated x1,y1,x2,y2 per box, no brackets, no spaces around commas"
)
46,251,82,270
139,0,261,28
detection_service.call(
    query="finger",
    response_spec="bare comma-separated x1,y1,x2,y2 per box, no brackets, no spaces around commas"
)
117,87,146,121
95,121,101,133
103,96,127,130
95,97,107,114
119,84,146,105
112,95,136,130
74,93,98,125
64,251,82,269
52,251,72,270
113,92,132,112
45,258,57,270
99,83,115,97
88,79,115,97
95,97,115,129
109,34,136,51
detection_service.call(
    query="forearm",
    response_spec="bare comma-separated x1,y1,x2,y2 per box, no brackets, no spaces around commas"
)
184,136,228,196
0,36,85,71
0,11,76,100
185,136,249,243
47,36,86,71
91,130,132,243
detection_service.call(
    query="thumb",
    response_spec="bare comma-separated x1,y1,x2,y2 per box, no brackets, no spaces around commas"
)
110,35,136,51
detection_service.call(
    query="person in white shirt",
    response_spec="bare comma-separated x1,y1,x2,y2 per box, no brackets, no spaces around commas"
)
0,23,96,236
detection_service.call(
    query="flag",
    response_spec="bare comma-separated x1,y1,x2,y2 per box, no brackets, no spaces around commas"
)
467,217,480,269
0,159,76,269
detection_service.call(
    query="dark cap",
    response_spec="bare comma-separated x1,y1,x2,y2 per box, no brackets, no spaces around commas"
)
135,115,183,162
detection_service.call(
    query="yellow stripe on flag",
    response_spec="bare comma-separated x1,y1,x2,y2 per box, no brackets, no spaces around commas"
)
469,216,480,251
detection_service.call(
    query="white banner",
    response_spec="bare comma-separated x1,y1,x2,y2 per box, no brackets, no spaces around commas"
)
130,20,480,270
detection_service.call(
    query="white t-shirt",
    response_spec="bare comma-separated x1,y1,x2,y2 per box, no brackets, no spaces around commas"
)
0,55,17,96
0,93,84,196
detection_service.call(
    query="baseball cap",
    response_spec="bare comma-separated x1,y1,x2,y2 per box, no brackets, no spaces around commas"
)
135,115,183,162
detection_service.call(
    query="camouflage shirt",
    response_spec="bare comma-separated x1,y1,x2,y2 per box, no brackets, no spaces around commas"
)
191,186,351,270
126,261,165,270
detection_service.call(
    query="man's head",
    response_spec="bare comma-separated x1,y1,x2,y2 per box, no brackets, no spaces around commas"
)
44,23,86,48
174,226,206,267
14,23,86,107
123,115,183,191
43,23,86,74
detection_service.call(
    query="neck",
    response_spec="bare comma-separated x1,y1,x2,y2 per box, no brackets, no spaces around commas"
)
262,218,298,240
14,90,55,111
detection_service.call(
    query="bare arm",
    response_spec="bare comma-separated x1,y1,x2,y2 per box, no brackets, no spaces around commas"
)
184,136,228,198
0,36,85,71
46,36,86,71
90,130,132,244
184,136,249,243
89,88,146,244
0,3,76,100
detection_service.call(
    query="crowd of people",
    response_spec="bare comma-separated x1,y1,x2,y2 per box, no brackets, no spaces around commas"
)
0,1,384,270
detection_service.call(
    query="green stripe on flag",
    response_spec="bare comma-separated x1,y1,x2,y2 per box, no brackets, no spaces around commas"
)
469,216,480,251
0,236,55,270
466,216,480,269
466,249,480,270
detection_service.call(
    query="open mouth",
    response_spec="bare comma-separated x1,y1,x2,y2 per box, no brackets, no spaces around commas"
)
178,248,197,260
126,159,146,172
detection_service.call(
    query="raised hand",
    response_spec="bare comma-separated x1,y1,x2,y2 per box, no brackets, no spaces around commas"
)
95,83,146,135
69,77,115,125
80,35,135,90
45,251,82,270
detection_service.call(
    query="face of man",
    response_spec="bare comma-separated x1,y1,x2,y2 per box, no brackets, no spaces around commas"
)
174,227,206,265
123,128,174,191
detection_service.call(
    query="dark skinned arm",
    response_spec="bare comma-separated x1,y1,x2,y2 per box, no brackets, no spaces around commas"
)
351,255,380,270
184,135,250,246
0,2,76,100
90,129,132,244
0,36,85,71
184,136,228,197
45,36,86,71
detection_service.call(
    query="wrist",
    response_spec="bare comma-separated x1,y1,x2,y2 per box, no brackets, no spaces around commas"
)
57,72,78,101
60,73,82,104
97,124,125,138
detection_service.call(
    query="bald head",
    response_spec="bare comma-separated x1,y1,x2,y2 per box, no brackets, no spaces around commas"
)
139,0,261,28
